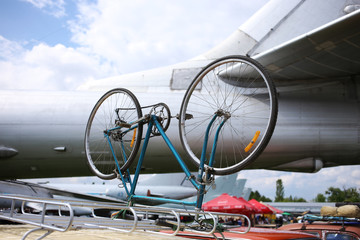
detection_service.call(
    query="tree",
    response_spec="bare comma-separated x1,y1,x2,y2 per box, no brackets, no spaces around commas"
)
295,197,307,202
283,195,307,202
260,195,273,202
250,190,272,202
314,193,326,202
275,179,284,202
250,190,261,200
344,187,360,202
325,187,345,202
325,187,360,202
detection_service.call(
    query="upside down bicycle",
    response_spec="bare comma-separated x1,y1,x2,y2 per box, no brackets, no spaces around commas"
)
84,55,278,211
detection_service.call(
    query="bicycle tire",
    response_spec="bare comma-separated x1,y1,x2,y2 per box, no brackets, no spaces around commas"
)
179,55,278,175
84,88,143,179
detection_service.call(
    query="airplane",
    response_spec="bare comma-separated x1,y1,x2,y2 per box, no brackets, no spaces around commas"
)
0,0,359,180
45,173,197,204
158,173,250,210
0,173,245,215
0,173,198,215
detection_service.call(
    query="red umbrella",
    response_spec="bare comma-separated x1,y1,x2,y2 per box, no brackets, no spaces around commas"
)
263,203,283,214
248,199,273,214
202,193,251,214
236,197,257,213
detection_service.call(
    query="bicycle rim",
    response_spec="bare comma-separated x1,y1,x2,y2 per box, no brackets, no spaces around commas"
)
84,88,143,179
179,55,277,175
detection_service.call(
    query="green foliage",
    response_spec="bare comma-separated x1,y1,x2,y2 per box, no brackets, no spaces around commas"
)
249,190,261,200
283,195,307,202
250,180,360,203
314,193,326,202
325,187,360,202
250,190,272,202
275,179,284,202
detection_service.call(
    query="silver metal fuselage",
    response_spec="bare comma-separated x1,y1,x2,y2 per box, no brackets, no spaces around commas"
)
1,0,360,178
0,77,358,178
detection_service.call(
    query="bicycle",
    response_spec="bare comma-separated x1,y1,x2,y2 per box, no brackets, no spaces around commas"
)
84,55,278,210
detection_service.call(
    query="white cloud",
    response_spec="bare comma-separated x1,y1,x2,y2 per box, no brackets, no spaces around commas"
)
0,39,118,90
1,1,268,90
239,165,360,201
0,36,24,59
23,0,66,18
69,0,269,74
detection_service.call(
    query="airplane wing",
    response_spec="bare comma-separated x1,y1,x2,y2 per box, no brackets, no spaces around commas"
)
253,9,360,85
0,180,125,204
39,184,127,203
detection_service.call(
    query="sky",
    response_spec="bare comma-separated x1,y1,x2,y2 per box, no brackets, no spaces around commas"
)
2,0,360,202
0,0,269,90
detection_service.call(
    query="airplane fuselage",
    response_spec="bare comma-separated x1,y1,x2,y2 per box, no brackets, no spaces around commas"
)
1,0,360,179
0,76,359,179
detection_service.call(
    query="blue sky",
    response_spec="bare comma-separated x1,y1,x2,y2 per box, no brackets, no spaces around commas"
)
2,0,360,201
0,0,270,90
0,0,76,48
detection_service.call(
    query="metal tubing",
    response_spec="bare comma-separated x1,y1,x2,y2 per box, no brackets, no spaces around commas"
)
131,195,197,206
0,195,252,237
0,196,74,232
130,120,154,196
41,202,46,224
195,120,227,210
153,116,199,190
105,133,123,174
198,114,218,180
21,227,54,240
105,133,132,197
196,114,218,209
208,119,227,168
107,113,222,210
171,210,181,236
10,199,15,217
117,170,131,197
128,207,138,233
196,185,206,209
228,214,251,234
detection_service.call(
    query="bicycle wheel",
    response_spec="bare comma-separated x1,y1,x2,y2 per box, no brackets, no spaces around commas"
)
179,55,277,175
85,88,143,179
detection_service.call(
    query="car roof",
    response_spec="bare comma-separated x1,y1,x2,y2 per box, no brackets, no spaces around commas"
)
279,222,360,235
233,227,321,239
166,227,320,240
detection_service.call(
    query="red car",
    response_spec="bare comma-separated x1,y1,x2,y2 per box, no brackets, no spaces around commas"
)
279,222,360,240
163,227,320,239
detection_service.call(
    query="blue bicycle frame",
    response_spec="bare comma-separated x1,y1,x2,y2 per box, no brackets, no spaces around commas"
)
105,113,228,210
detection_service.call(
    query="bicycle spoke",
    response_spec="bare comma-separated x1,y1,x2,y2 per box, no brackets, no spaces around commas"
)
85,88,143,179
179,56,277,175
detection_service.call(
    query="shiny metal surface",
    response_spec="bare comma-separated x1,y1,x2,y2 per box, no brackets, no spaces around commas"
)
0,0,359,178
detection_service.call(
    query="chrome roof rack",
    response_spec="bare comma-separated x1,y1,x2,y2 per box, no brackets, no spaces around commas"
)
0,195,251,239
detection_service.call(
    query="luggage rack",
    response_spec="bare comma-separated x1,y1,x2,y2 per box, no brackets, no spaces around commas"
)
0,195,251,239
301,214,360,232
302,214,360,223
301,203,360,222
300,204,360,231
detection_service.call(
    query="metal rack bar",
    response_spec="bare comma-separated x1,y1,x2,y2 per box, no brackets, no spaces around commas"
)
0,195,251,239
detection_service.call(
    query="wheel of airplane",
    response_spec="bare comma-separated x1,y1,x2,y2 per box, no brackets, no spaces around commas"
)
179,55,278,175
85,88,143,179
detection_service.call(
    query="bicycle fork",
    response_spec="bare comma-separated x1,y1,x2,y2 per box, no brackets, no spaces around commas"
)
196,111,229,210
